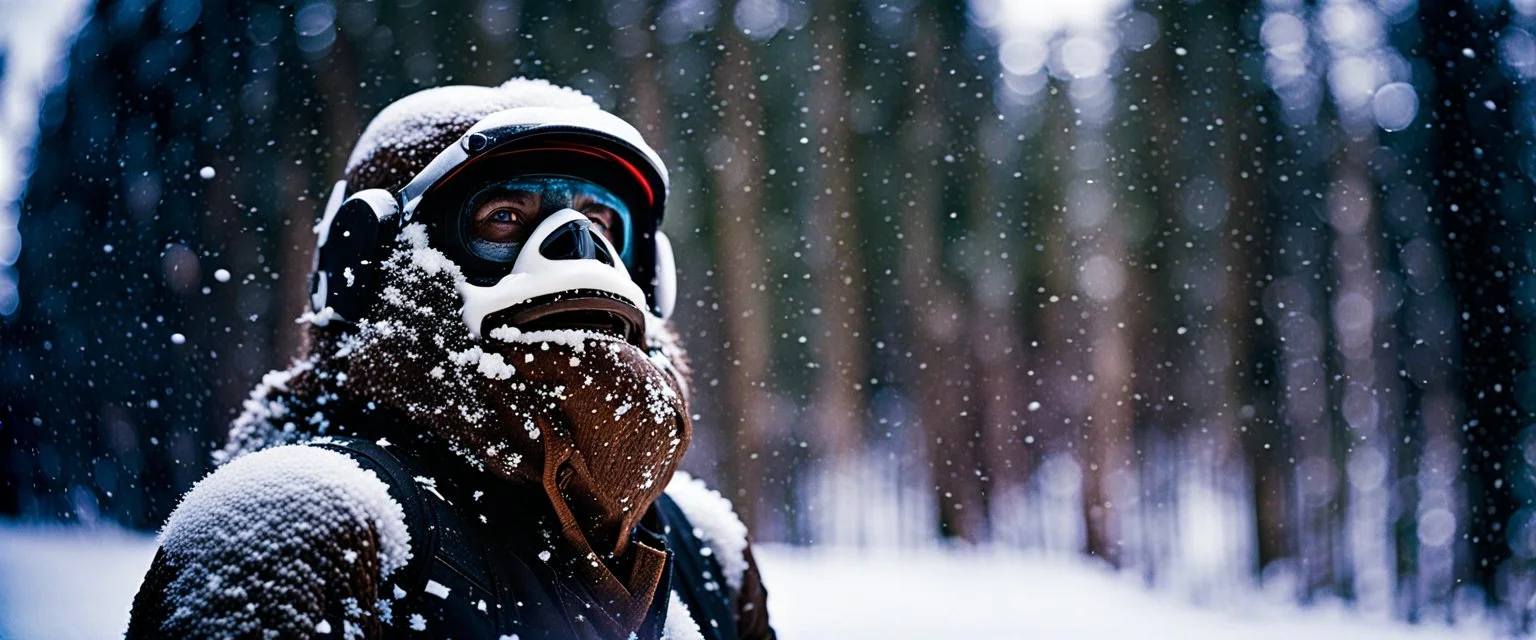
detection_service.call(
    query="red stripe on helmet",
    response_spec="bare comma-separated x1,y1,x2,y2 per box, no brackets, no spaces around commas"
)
429,140,658,210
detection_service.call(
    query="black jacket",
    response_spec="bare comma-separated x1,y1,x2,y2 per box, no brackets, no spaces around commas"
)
127,435,774,639
311,437,743,639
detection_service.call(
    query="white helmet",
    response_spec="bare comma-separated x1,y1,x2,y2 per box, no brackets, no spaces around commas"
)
308,100,676,345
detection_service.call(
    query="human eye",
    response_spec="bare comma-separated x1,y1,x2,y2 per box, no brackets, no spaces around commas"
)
582,207,618,241
583,207,611,226
472,197,533,244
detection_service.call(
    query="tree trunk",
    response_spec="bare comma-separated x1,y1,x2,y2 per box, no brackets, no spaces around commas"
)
805,4,871,541
898,12,986,541
1420,0,1531,613
706,17,773,533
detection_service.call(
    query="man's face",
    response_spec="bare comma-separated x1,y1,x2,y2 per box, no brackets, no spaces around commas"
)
463,177,628,263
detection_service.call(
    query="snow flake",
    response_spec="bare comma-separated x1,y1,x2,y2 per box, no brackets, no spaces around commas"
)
424,580,451,599
449,346,486,368
504,328,615,352
489,325,524,342
478,352,516,380
297,306,339,327
413,476,448,502
400,224,465,282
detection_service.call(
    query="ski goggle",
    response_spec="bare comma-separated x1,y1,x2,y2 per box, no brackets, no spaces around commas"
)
453,175,634,273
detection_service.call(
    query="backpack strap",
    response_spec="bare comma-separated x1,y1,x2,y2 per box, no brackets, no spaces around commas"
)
311,437,522,636
307,437,440,604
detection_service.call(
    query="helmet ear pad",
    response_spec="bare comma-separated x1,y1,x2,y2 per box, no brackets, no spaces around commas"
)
653,231,677,320
309,186,400,325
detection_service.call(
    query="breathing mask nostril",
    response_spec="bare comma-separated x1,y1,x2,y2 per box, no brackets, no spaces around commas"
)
539,219,615,266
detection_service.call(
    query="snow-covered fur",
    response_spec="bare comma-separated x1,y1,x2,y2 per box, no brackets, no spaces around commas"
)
666,471,751,591
141,445,410,638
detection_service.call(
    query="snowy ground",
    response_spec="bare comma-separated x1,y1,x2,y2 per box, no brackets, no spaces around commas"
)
0,522,1495,639
0,525,157,639
756,546,1493,639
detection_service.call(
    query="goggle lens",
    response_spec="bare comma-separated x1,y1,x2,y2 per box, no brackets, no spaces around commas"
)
461,177,631,266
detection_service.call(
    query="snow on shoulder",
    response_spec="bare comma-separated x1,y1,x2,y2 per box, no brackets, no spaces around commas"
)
163,445,412,577
152,445,412,634
664,471,749,591
661,590,705,640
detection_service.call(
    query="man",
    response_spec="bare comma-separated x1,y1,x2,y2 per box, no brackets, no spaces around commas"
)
127,78,775,640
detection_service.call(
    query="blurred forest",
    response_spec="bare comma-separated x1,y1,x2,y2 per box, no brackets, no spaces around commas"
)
2,0,1535,631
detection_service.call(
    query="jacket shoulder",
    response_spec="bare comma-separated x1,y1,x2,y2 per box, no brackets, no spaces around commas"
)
161,443,413,575
663,471,749,591
131,444,414,638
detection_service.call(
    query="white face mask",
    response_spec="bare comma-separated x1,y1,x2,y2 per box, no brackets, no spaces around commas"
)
456,208,649,341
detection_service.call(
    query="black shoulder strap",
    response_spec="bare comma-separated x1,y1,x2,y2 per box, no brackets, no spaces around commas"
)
311,437,525,637
654,493,738,640
307,437,440,598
